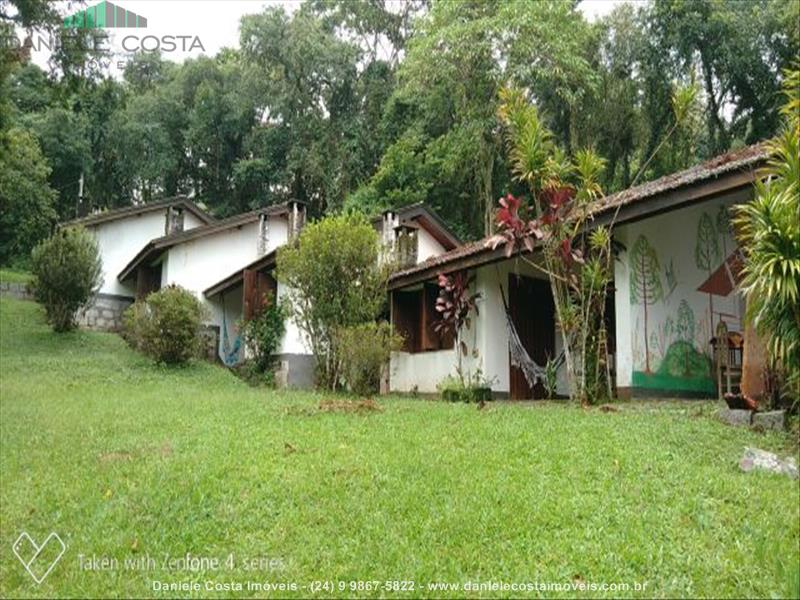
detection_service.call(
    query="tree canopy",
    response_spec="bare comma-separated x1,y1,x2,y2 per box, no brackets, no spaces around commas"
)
1,0,797,264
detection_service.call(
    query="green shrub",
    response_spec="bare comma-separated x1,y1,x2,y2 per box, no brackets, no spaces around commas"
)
338,322,403,396
276,213,388,390
239,291,286,385
30,227,102,332
122,285,204,365
437,369,495,403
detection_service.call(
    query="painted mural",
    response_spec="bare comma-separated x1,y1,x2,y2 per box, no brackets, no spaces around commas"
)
627,201,744,395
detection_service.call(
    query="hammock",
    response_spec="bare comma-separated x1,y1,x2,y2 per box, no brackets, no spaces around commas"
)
220,294,242,366
499,282,564,390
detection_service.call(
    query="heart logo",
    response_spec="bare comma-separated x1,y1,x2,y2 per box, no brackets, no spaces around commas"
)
12,532,66,584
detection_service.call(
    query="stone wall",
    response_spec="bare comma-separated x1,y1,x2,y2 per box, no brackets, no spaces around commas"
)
0,281,34,301
77,293,133,331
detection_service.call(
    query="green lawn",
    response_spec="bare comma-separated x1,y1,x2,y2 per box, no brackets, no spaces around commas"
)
0,269,32,285
0,297,798,599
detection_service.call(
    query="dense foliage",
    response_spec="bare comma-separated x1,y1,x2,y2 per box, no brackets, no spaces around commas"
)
0,127,57,265
31,227,102,332
733,68,800,404
276,213,386,389
337,322,403,396
1,0,797,264
239,291,286,386
122,286,205,365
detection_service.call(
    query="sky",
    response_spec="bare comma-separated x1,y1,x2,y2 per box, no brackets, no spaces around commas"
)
22,0,633,75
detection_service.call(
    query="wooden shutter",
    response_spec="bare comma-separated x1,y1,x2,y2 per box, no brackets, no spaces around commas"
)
392,290,422,352
243,269,278,320
421,283,440,351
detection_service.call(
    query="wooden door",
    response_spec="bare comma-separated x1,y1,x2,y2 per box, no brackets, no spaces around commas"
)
509,274,555,399
243,269,277,320
136,264,161,300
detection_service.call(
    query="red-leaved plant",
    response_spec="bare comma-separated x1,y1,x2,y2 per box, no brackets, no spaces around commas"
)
434,270,481,377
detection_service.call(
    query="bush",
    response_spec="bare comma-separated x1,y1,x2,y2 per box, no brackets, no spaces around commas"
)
239,291,286,385
31,227,102,332
122,286,204,365
437,369,495,403
276,214,388,390
338,322,404,396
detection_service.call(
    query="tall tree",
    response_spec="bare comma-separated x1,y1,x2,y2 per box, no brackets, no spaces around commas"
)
240,6,363,215
0,128,58,264
352,0,596,238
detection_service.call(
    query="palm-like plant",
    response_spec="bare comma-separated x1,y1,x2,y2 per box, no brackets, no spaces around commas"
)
733,67,800,403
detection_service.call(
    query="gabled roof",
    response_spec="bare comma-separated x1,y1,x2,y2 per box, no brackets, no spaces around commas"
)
374,203,462,250
202,202,462,299
62,196,214,228
388,142,769,290
204,250,278,298
118,203,295,282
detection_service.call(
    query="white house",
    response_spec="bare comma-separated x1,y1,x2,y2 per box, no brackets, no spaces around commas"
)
201,203,462,387
116,201,304,368
387,143,768,399
63,197,214,329
116,201,460,387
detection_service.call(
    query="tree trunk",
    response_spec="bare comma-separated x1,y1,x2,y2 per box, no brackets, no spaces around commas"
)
741,320,767,403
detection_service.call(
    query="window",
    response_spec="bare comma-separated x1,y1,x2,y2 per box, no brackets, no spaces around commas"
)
391,284,454,353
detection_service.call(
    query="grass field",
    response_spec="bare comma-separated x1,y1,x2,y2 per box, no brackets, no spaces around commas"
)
0,269,32,285
0,297,798,598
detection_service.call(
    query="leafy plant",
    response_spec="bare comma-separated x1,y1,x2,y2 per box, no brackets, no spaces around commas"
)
337,322,404,396
437,368,495,403
276,214,388,390
433,270,482,380
30,227,102,332
0,128,58,265
239,290,286,385
488,84,691,404
122,285,205,365
733,67,800,404
543,357,559,400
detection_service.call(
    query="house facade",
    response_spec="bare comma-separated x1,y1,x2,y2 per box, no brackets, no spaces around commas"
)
117,201,304,366
63,198,214,329
202,203,462,388
388,143,768,400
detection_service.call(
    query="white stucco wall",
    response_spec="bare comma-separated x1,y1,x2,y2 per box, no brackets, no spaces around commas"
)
416,228,446,263
161,215,306,361
89,211,168,298
183,211,206,231
614,193,747,396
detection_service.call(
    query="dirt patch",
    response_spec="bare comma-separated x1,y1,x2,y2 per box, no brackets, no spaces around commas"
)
318,398,383,414
283,398,384,417
98,440,173,464
98,450,133,463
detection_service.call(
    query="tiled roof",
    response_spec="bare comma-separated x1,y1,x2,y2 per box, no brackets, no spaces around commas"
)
62,196,214,227
389,143,769,286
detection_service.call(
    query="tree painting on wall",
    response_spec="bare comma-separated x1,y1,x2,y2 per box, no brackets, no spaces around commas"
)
695,212,721,327
675,299,695,375
629,234,663,372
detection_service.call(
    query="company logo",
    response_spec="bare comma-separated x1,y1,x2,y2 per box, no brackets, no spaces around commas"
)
12,532,66,584
64,1,147,29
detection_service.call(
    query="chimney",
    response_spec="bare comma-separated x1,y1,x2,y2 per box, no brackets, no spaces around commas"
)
257,212,270,256
165,205,185,235
394,222,419,266
382,209,399,246
287,200,306,241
